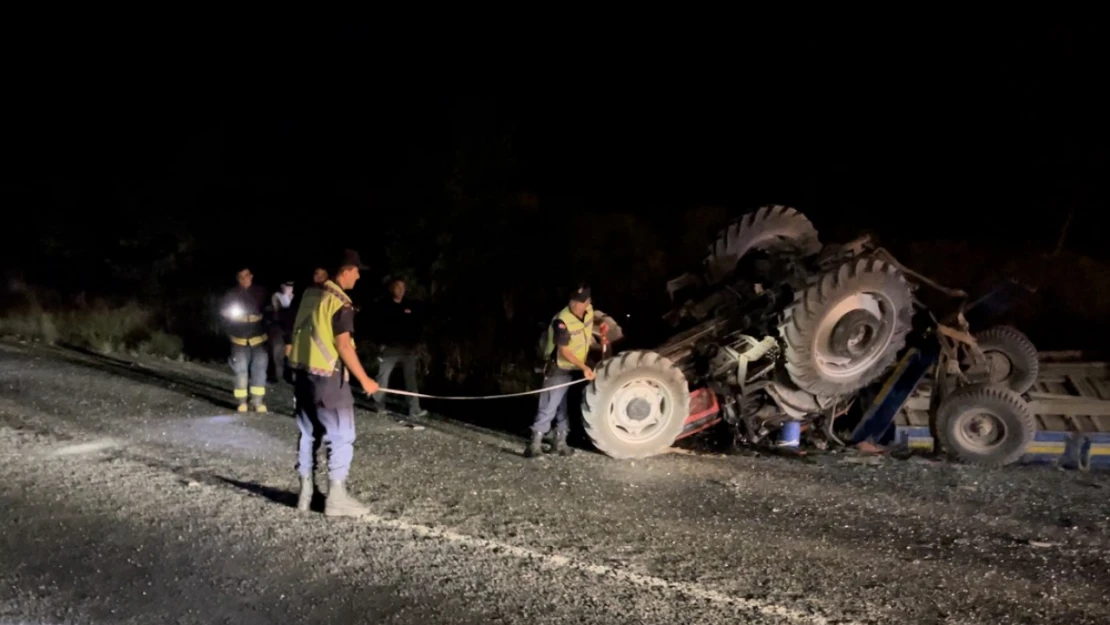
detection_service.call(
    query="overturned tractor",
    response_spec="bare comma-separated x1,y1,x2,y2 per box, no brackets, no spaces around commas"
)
582,205,1042,466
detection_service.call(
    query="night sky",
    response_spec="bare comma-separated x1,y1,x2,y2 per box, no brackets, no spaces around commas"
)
5,23,1105,287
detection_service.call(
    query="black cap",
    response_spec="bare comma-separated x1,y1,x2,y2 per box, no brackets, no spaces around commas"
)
569,283,591,302
337,249,369,272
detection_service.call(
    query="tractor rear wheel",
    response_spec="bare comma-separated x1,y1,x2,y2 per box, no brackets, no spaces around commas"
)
703,204,822,286
581,350,690,459
934,383,1035,467
780,257,914,397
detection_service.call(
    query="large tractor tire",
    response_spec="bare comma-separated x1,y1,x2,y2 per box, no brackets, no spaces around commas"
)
702,204,822,286
934,382,1035,467
780,257,914,397
581,350,690,459
970,325,1039,395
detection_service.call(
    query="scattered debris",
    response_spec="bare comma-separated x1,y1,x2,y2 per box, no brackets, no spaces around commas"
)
840,455,884,466
854,441,885,455
50,438,118,457
1028,540,1060,548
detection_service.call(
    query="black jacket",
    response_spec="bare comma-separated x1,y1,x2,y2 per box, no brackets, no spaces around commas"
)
372,297,424,348
220,285,269,342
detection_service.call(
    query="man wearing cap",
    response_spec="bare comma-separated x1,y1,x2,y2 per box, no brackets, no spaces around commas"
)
287,249,380,517
526,283,597,458
220,267,270,413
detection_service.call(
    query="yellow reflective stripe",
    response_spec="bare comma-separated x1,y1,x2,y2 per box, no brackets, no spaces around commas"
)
311,333,338,371
247,335,267,346
230,337,248,346
249,386,266,396
233,388,248,398
322,282,353,306
246,314,263,322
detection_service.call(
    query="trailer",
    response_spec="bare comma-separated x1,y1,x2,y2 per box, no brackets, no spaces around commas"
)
888,355,1110,469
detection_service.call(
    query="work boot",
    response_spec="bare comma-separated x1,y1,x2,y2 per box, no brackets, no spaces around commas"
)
324,481,370,518
296,475,313,512
253,402,268,413
237,403,249,413
554,430,574,456
523,431,544,458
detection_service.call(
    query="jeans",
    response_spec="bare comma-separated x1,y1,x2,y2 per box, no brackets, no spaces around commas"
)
295,402,356,483
531,368,581,436
373,346,422,415
229,342,268,405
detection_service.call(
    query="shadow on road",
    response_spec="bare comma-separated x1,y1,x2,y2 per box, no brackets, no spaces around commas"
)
216,476,298,508
53,344,241,411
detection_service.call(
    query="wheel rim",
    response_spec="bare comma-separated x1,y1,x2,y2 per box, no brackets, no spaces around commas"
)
954,410,1007,451
812,291,897,379
984,351,1014,384
606,378,675,443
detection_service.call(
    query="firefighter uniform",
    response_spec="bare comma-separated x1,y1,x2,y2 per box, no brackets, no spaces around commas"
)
527,286,594,457
221,281,270,412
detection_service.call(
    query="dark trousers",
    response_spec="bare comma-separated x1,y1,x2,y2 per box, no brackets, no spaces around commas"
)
531,368,582,436
373,346,421,415
268,334,286,383
229,342,268,405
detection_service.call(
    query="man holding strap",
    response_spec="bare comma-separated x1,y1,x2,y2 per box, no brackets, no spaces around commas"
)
288,249,380,517
526,283,597,458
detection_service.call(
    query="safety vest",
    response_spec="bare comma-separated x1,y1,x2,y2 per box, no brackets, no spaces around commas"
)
543,304,594,370
288,281,353,377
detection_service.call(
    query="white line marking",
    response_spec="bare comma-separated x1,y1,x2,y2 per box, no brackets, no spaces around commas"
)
357,513,863,625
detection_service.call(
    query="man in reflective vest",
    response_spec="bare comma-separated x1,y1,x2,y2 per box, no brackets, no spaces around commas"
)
526,283,597,458
288,249,380,517
220,267,270,413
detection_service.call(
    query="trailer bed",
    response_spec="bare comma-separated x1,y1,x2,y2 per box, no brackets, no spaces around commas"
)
893,354,1110,468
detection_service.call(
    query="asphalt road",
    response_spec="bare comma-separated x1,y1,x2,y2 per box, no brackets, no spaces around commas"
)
1,340,1109,625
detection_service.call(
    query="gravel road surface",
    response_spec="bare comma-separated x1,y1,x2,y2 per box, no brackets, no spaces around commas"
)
2,340,1109,624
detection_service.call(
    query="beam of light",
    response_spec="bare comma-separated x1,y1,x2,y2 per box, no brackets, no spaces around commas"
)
222,303,244,320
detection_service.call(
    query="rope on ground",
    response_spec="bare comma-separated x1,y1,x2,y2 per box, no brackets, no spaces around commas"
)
375,377,588,400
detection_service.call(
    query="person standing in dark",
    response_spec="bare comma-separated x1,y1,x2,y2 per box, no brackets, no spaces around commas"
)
267,281,295,383
220,267,270,413
372,277,428,422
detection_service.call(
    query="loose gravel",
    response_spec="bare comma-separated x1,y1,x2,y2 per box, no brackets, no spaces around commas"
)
1,340,1108,624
